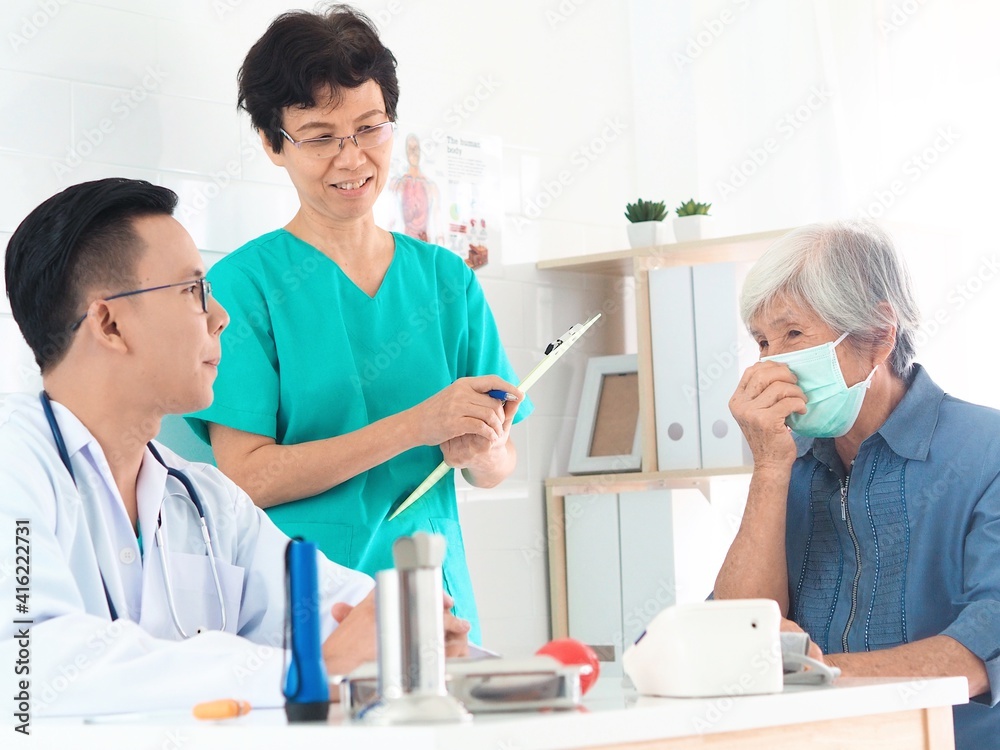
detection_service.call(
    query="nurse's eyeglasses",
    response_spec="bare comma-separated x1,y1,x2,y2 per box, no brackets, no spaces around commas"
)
279,121,396,159
70,278,213,332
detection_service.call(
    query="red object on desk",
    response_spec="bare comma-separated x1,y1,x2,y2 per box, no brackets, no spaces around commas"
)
535,638,601,694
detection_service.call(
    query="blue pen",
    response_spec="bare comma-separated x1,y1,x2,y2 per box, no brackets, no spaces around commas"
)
487,389,512,402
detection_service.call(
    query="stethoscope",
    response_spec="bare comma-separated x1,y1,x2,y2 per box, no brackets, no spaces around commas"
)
40,391,227,638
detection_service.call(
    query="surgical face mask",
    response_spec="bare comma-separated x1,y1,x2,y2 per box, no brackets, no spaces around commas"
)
761,332,878,439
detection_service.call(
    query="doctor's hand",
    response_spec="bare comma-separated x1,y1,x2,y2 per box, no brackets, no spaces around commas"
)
411,376,523,447
729,361,807,471
323,592,471,676
443,592,471,658
323,592,377,677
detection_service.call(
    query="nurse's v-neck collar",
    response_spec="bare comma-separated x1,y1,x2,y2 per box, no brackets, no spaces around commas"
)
278,228,399,302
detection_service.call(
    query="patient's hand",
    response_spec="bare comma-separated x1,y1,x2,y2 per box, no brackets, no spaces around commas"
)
781,617,824,662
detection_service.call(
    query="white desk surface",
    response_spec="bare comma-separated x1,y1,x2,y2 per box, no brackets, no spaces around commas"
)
32,675,968,750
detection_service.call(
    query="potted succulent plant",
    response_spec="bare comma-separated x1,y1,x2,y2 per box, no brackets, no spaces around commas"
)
625,198,672,248
673,199,712,242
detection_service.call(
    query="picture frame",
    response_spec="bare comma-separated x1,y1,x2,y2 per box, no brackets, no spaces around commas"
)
568,354,642,475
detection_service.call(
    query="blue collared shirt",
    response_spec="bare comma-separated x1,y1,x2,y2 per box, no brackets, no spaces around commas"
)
787,365,1000,749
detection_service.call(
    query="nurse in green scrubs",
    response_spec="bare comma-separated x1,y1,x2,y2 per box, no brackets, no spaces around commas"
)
186,7,531,644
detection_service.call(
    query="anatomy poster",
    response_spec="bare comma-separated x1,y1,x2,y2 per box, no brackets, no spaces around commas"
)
375,128,502,270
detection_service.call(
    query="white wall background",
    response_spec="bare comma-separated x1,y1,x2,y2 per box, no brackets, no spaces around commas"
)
1,0,998,656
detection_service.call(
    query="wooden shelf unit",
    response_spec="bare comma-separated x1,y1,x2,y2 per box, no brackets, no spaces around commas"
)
537,229,788,639
539,228,789,473
544,467,752,639
536,228,791,276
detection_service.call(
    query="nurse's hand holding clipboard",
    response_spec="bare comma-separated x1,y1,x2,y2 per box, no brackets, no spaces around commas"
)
410,375,523,446
437,379,524,486
410,375,523,488
389,314,600,521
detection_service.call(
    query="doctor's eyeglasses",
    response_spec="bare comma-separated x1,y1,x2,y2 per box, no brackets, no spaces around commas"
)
279,121,396,159
70,278,213,332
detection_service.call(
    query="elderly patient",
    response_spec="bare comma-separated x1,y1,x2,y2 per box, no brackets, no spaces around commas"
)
714,221,1000,749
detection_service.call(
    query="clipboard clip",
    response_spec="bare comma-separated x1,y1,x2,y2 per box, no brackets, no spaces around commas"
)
544,315,601,355
544,336,565,355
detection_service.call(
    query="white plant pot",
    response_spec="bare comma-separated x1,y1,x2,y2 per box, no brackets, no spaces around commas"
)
626,220,672,249
673,215,712,242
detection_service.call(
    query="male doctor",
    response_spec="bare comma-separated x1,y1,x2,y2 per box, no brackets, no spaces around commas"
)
0,178,469,718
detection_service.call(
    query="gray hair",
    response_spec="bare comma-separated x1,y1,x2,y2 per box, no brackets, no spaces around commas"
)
740,221,921,379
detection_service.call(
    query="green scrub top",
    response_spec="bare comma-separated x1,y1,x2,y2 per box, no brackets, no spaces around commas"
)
187,229,532,643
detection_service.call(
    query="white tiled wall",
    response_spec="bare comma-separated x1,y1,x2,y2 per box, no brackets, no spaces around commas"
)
0,0,637,655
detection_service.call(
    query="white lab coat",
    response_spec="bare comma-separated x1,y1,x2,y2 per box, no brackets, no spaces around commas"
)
0,394,373,718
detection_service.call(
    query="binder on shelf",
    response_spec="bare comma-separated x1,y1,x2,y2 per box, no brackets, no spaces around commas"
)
691,263,757,469
618,490,675,648
648,266,702,471
565,493,624,674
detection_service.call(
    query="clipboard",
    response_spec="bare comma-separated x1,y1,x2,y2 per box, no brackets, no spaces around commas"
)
387,313,602,521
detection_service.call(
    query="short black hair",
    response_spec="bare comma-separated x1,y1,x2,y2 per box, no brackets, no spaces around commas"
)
5,178,178,372
238,4,399,153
